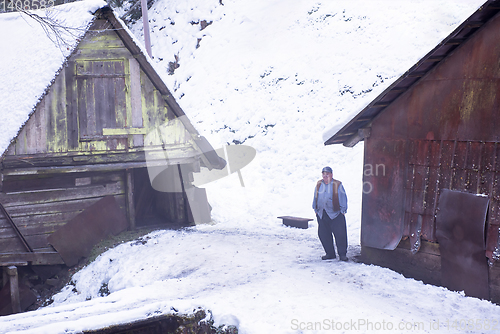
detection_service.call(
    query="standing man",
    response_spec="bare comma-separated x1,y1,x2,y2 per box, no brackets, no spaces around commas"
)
312,166,348,261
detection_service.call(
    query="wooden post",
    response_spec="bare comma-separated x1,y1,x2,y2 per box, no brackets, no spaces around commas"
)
125,169,136,230
7,266,21,314
2,267,7,288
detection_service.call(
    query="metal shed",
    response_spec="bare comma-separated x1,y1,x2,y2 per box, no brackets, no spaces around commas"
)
325,0,500,302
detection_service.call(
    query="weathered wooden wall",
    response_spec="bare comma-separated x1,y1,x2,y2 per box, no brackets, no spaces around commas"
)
0,171,126,254
5,18,196,160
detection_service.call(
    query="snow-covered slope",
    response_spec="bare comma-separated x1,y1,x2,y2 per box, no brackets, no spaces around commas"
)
2,1,500,333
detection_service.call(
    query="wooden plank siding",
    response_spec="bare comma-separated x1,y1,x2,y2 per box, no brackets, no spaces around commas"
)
0,171,126,254
5,18,192,159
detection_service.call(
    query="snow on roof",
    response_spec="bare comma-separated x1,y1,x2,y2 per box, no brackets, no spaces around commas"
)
321,0,487,146
0,0,106,157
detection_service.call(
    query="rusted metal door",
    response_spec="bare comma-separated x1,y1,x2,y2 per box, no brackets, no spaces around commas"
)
436,189,489,299
361,138,407,250
404,139,500,260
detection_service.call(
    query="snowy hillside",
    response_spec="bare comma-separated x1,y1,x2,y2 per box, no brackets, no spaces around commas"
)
3,0,500,333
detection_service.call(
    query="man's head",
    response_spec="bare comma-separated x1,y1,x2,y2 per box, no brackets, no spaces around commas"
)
322,166,333,184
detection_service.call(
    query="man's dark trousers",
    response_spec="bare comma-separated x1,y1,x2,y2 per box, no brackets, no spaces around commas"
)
317,210,347,258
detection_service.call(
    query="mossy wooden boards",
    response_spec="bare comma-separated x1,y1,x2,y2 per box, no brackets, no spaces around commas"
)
5,18,198,164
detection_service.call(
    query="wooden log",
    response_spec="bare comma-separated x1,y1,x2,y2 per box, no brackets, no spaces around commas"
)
7,266,21,314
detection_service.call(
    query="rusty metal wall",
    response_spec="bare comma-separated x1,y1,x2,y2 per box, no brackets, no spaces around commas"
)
362,11,500,258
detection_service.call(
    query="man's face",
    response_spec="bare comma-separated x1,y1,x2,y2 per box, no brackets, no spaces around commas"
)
322,171,333,184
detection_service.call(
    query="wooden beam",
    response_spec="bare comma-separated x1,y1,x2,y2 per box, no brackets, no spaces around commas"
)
445,38,465,45
7,266,21,314
353,118,373,123
465,21,483,29
407,71,426,78
2,268,7,288
0,203,33,253
2,147,196,170
103,128,147,136
343,128,371,148
125,169,136,230
0,252,64,266
424,56,445,62
2,158,197,176
372,101,392,108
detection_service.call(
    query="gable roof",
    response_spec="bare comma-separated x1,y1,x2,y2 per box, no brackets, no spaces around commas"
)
0,1,224,169
324,0,500,147
0,0,106,157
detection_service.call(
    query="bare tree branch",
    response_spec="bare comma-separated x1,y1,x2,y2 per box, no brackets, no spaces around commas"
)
11,1,88,53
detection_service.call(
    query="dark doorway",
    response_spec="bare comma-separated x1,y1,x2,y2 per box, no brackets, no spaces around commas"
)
133,168,189,227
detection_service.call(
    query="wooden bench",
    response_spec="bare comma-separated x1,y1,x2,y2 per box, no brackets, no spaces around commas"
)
277,216,313,229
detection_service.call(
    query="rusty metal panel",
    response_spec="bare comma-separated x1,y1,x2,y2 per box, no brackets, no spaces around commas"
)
453,141,468,169
411,191,425,214
421,215,434,240
465,169,479,193
440,141,455,169
479,170,494,199
412,165,427,191
405,141,440,242
409,214,422,254
436,189,489,300
361,138,406,250
466,142,482,170
47,196,128,267
452,168,467,192
425,167,439,215
491,172,500,225
486,223,500,261
428,141,441,167
496,144,500,172
482,142,496,171
403,212,411,237
409,140,431,166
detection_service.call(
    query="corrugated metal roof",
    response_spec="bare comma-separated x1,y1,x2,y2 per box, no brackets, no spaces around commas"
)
325,0,500,146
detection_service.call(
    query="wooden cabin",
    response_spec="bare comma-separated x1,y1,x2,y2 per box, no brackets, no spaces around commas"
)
325,0,500,302
0,4,224,313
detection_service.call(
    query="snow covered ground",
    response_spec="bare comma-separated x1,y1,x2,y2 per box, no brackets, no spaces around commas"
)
2,0,500,333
